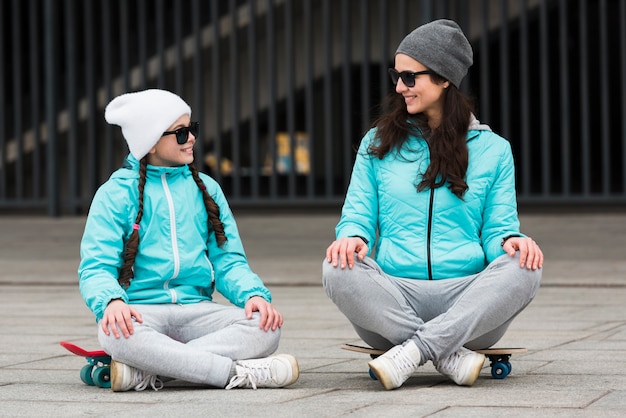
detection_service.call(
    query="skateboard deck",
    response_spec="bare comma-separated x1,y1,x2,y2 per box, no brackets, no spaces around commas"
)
60,341,112,388
341,343,527,379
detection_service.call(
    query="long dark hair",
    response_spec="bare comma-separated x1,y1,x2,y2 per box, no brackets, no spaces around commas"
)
369,74,474,199
118,159,227,288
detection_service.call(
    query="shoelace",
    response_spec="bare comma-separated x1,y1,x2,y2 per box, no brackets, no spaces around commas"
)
437,351,463,374
132,371,164,391
388,346,419,373
224,363,273,390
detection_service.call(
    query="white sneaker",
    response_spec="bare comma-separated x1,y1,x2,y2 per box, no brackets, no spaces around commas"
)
225,354,299,390
434,347,485,386
367,341,421,390
110,360,163,392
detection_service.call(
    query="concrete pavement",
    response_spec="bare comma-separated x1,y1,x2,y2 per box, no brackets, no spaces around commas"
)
1,211,626,417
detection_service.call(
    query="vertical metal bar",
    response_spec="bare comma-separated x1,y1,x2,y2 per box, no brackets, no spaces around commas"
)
499,1,510,139
285,0,296,198
621,0,626,192
192,0,205,168
174,0,183,93
360,0,371,132
102,0,114,173
539,0,550,195
0,1,5,199
212,0,224,185
519,0,530,197
241,0,261,201
120,1,130,93
29,0,41,199
44,0,59,216
304,0,315,198
64,0,78,212
457,0,470,93
516,0,531,197
100,1,113,178
378,0,388,109
579,0,590,195
229,0,241,198
157,0,166,88
479,0,490,122
12,0,23,200
341,0,352,191
247,0,259,199
435,0,446,16
84,0,97,195
398,0,408,45
266,0,277,197
323,0,333,198
138,0,148,90
599,0,610,195
558,0,570,196
419,0,433,24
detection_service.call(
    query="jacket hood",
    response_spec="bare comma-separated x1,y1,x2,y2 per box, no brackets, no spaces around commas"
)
468,114,492,132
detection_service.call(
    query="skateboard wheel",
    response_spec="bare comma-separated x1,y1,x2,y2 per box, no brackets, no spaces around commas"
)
491,362,510,379
80,365,95,386
92,366,111,388
368,368,378,381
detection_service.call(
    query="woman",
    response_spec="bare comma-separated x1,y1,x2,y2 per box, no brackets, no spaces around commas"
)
322,19,543,390
79,89,298,392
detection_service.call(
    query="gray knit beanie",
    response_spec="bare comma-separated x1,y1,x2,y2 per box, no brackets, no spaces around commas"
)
396,19,473,88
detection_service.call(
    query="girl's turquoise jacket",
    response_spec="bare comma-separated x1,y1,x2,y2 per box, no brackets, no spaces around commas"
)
336,117,524,280
79,155,271,322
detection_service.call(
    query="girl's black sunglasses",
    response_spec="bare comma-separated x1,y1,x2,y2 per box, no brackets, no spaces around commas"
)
162,121,199,144
388,68,433,88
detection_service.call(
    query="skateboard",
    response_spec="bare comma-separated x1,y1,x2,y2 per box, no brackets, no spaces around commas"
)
475,347,528,379
60,341,112,388
341,343,527,380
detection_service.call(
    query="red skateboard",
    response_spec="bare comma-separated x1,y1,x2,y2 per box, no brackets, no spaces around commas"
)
60,341,112,388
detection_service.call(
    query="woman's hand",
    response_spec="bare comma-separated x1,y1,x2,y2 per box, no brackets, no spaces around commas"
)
245,296,283,332
101,299,143,339
325,236,369,269
503,236,544,270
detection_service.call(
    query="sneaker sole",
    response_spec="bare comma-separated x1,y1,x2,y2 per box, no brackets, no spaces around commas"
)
460,354,486,386
368,358,400,390
276,354,300,387
110,360,126,392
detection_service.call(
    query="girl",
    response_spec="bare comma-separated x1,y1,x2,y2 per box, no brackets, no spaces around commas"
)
79,89,298,391
323,20,543,390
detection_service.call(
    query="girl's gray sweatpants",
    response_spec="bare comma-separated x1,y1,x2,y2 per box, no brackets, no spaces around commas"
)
323,253,541,363
98,301,280,388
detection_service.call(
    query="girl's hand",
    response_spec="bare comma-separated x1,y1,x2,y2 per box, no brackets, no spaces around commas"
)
503,236,544,270
325,236,368,269
101,299,143,339
245,296,283,332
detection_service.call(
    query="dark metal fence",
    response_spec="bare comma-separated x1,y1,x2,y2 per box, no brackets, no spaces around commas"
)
1,0,626,216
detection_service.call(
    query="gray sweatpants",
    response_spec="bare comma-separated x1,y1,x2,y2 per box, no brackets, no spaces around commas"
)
98,301,280,388
322,253,541,364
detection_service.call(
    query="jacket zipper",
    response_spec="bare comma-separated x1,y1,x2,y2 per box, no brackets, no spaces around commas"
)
161,173,179,303
427,188,434,280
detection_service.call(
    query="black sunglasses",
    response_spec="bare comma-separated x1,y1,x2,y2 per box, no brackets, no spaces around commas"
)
162,121,199,144
388,68,433,88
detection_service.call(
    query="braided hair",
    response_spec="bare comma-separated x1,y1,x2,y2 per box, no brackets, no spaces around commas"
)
118,157,148,288
188,162,227,247
117,159,227,288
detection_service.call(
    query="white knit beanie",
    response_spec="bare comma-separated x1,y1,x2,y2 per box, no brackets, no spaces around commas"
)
105,89,191,160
